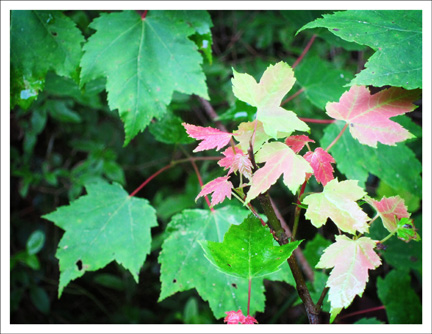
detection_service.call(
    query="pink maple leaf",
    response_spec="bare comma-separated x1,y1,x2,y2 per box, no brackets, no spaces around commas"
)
326,86,419,147
304,148,336,186
365,195,410,233
243,315,258,324
285,135,315,154
183,123,233,152
224,310,245,324
224,310,257,324
196,176,233,207
218,147,253,179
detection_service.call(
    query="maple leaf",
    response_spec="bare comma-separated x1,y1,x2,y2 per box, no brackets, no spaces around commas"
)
183,123,233,152
245,142,312,203
224,310,245,324
243,315,258,324
396,217,421,243
285,135,315,154
218,147,253,179
304,148,336,186
303,179,369,234
233,120,271,154
80,11,209,146
42,181,157,297
326,86,420,148
316,235,381,322
196,176,233,207
232,62,309,138
365,195,410,233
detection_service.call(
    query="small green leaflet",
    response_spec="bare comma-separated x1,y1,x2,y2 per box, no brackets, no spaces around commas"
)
80,11,209,146
11,10,84,109
200,215,302,279
298,10,422,89
396,217,421,242
232,61,309,138
42,181,157,297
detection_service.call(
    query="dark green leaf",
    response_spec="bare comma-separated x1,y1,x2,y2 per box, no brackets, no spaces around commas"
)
149,111,195,144
29,286,51,314
303,233,332,268
42,180,158,297
377,270,421,323
298,10,422,89
80,10,208,145
354,317,385,324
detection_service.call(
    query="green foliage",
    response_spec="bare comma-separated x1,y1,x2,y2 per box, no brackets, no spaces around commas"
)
377,270,422,324
298,10,422,89
200,215,301,279
10,9,422,325
42,180,157,297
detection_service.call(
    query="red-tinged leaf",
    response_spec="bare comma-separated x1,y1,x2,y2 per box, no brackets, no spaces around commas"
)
218,147,253,179
304,148,335,186
224,310,245,324
316,235,382,322
326,86,420,148
303,179,369,234
245,142,312,203
233,120,271,154
183,123,233,152
196,176,233,207
243,315,258,324
365,195,410,233
396,217,421,242
285,135,315,154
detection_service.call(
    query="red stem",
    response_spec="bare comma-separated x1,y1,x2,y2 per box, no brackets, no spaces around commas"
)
189,157,215,213
129,164,173,197
292,34,317,69
281,88,305,106
325,123,348,152
247,278,252,316
141,10,148,20
337,305,386,321
299,117,336,124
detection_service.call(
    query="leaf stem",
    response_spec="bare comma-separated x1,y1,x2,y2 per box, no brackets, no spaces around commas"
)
299,117,336,124
380,230,397,244
292,180,308,240
325,123,348,152
281,88,305,106
247,278,252,316
141,10,148,20
292,34,317,69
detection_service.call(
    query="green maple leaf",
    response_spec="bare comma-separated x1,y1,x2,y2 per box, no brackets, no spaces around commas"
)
396,217,421,242
232,61,309,138
10,10,84,109
42,181,157,297
80,10,209,146
298,10,422,89
159,206,290,319
200,215,301,279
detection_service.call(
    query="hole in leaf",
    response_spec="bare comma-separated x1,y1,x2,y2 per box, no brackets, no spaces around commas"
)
51,31,58,36
231,283,238,289
173,279,177,283
227,263,231,267
76,260,83,270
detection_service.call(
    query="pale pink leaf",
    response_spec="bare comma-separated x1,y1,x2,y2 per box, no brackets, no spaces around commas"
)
245,142,312,203
183,123,233,152
224,310,246,324
233,120,271,154
196,176,233,207
365,195,410,233
232,62,309,138
326,86,419,147
304,148,336,186
303,179,369,234
285,135,315,154
218,147,253,180
316,235,381,321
